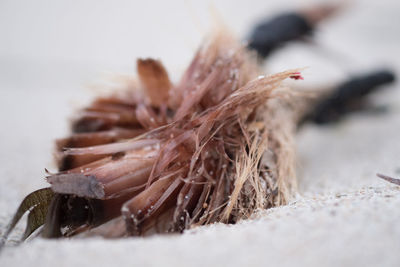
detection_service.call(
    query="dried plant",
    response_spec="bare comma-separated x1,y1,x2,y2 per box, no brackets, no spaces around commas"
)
1,32,302,245
377,174,400,186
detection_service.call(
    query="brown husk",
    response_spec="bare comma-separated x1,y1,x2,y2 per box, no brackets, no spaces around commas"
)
3,31,301,242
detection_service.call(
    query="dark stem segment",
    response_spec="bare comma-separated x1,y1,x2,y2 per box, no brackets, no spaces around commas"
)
248,12,313,58
301,70,396,125
247,4,340,58
377,173,400,186
42,194,106,238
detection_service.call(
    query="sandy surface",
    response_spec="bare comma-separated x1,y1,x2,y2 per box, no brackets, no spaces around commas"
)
1,0,399,266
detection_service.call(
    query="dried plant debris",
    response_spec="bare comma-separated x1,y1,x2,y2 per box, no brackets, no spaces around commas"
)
0,188,54,247
377,174,400,186
1,33,302,245
248,3,341,58
301,70,395,125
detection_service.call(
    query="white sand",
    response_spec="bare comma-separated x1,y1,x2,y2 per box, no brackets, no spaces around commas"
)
1,0,399,266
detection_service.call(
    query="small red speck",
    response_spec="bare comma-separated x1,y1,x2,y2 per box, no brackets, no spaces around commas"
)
290,72,303,80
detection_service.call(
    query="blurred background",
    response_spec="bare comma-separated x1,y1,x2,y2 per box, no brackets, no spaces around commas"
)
1,0,399,266
1,0,399,86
